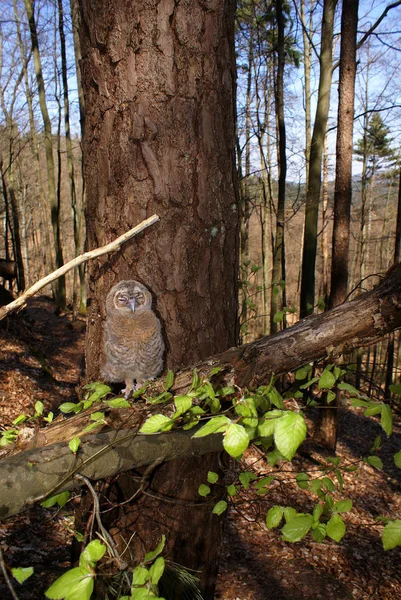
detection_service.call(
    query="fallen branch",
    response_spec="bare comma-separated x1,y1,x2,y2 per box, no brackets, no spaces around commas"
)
0,214,160,320
1,264,401,520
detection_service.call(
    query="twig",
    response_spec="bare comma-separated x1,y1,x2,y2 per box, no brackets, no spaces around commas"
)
0,214,160,321
74,473,131,588
0,546,19,600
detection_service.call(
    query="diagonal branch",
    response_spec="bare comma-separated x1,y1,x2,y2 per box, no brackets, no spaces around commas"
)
0,215,160,320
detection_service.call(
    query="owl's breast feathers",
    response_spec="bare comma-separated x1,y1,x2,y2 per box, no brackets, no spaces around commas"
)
102,309,164,384
107,310,161,343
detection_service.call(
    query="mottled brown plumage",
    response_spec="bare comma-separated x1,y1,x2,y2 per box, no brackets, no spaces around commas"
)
101,281,164,398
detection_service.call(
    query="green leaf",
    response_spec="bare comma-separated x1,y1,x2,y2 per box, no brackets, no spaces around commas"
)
34,401,44,416
296,472,310,490
13,414,27,425
311,523,326,542
212,500,227,515
41,491,70,509
144,536,166,562
227,484,237,496
335,469,344,492
370,435,382,453
273,311,284,323
310,479,323,498
239,471,257,489
318,368,336,390
349,398,369,408
326,514,346,542
255,476,274,490
207,471,219,484
333,499,353,513
366,455,383,469
174,395,193,417
198,484,211,497
105,398,131,408
268,388,285,410
283,507,297,523
258,410,283,437
389,384,401,396
133,566,150,586
164,370,174,391
235,397,258,427
69,437,81,454
394,450,401,468
313,504,323,522
266,506,284,528
382,520,401,550
45,567,93,600
381,403,393,437
322,477,335,492
223,423,249,458
337,382,361,396
59,402,82,414
148,391,173,405
274,412,307,460
282,515,313,542
140,415,173,434
209,366,222,377
295,366,310,380
192,415,230,438
327,390,336,404
149,557,165,586
11,567,34,584
80,540,106,565
300,376,319,389
364,403,382,417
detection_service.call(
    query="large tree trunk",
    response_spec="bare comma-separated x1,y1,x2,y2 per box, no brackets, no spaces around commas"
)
79,0,238,596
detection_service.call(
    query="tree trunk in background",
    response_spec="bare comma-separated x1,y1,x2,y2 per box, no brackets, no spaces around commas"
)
300,0,337,318
79,0,238,596
14,0,55,285
24,0,66,311
329,0,358,310
239,26,254,336
270,0,287,334
300,0,312,185
321,134,329,305
316,0,358,452
58,0,86,318
69,0,87,316
385,168,401,398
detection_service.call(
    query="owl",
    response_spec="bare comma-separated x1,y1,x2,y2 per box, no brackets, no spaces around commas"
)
101,280,165,398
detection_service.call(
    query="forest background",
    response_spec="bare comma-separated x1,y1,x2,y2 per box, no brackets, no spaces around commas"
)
1,0,401,354
1,1,401,598
0,0,400,456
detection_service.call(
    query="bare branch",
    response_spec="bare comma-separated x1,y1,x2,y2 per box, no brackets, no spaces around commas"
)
0,215,160,320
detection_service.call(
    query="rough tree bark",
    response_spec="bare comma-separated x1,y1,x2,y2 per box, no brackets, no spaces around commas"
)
79,0,238,596
2,261,401,521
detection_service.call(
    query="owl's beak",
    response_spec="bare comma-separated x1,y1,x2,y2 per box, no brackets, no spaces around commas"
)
129,298,136,312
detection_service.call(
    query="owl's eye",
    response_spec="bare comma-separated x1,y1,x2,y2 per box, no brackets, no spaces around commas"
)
116,294,129,305
135,292,144,303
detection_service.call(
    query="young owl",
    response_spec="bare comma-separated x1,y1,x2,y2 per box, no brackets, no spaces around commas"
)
101,280,164,398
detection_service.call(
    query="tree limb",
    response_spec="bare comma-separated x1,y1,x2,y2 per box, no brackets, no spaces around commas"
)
0,215,160,320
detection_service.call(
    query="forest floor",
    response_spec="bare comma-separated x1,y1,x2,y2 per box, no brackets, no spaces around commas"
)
1,297,401,600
